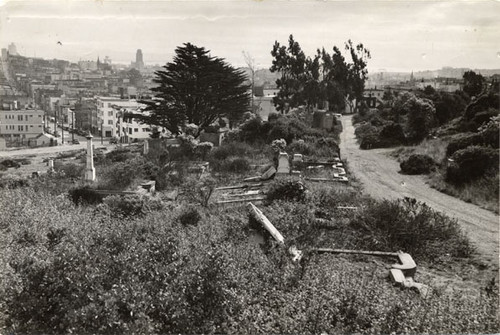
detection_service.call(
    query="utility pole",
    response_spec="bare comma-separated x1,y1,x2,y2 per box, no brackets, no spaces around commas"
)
71,110,75,142
61,107,64,144
53,108,57,145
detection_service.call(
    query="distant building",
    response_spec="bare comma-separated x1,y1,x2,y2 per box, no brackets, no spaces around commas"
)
132,49,144,71
362,88,384,108
8,43,18,56
74,99,98,133
0,109,44,145
96,96,142,138
117,107,155,142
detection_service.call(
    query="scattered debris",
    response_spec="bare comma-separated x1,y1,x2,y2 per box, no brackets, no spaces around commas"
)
311,248,430,297
243,166,276,182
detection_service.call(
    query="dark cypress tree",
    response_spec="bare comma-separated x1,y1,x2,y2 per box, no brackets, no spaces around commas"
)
139,43,250,136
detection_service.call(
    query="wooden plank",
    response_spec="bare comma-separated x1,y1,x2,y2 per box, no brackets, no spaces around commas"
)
216,197,266,204
306,177,348,183
215,183,263,191
248,202,285,244
312,248,399,257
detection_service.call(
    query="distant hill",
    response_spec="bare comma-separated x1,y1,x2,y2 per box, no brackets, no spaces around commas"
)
369,67,500,81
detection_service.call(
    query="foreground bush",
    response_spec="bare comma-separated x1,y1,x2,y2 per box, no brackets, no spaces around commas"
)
400,154,436,175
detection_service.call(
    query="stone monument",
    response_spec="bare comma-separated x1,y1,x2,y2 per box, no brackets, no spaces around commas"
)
85,132,96,182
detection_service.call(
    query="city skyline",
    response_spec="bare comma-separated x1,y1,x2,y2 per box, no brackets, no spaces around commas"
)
1,0,499,72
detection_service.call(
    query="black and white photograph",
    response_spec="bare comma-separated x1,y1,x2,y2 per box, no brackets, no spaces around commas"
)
0,0,498,333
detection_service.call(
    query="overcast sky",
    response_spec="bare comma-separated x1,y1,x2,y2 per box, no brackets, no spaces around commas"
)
0,0,499,72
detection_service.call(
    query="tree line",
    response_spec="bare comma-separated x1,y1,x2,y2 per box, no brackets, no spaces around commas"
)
137,37,370,137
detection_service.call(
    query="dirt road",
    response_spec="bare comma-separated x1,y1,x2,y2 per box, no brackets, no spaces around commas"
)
340,116,499,268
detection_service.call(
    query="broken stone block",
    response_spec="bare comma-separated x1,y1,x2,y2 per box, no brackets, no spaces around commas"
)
392,252,417,277
260,166,276,180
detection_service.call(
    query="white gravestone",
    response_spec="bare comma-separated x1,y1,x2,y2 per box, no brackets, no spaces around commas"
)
277,152,290,174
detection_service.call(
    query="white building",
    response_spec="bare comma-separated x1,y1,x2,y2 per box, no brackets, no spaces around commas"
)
96,96,142,138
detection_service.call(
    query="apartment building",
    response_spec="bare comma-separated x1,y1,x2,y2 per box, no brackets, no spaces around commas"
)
0,109,44,144
96,96,141,138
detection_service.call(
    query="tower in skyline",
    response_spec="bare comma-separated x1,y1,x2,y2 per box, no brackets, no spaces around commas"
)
134,49,144,71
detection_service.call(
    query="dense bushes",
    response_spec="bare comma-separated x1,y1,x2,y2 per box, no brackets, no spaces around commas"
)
234,113,337,145
400,154,436,175
68,186,104,205
267,179,307,203
351,197,474,261
446,146,499,184
1,180,496,334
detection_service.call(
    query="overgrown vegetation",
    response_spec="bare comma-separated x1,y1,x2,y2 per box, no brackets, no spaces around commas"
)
1,174,496,334
355,79,499,212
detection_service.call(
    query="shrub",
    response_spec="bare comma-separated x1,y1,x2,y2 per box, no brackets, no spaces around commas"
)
354,123,379,141
267,179,307,203
211,157,250,174
53,161,85,179
68,186,104,205
400,154,436,175
351,197,474,261
0,175,31,189
446,146,499,184
446,132,483,156
103,195,149,217
210,142,253,161
359,133,381,150
379,122,406,144
105,148,134,162
178,206,202,226
99,161,139,190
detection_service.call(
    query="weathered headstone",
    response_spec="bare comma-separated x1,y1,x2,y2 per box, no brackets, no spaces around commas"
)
277,152,290,174
143,140,149,155
85,132,96,182
48,159,54,171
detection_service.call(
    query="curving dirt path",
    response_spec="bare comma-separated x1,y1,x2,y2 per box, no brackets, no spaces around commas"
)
340,116,499,269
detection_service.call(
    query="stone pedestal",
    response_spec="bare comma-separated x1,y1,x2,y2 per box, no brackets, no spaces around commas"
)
85,133,96,182
48,159,54,171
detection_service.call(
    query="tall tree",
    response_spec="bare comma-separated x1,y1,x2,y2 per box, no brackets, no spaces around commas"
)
270,35,370,113
139,43,250,136
270,35,314,112
463,70,484,98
